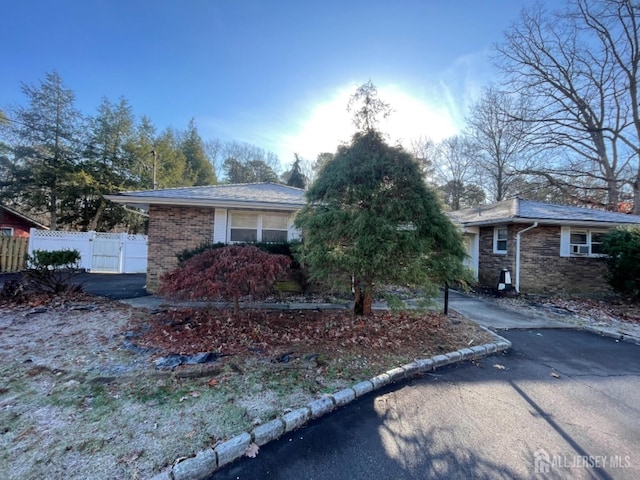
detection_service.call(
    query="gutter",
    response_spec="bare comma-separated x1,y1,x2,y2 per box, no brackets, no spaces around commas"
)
515,222,538,293
459,218,637,228
103,195,305,211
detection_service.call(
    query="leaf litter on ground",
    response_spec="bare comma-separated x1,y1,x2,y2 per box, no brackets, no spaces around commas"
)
0,293,495,479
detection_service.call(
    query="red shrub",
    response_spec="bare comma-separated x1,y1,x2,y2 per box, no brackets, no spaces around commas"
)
159,245,291,314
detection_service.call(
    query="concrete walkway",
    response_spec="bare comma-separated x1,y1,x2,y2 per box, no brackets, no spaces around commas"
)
447,289,575,330
120,288,575,331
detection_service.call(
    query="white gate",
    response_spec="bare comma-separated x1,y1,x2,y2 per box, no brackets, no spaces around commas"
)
91,233,122,273
28,229,147,273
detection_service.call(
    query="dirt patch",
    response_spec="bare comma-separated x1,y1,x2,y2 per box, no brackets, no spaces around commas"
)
0,294,495,479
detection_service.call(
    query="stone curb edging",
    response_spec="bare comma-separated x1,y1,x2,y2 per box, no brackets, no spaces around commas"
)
149,332,512,480
579,325,640,345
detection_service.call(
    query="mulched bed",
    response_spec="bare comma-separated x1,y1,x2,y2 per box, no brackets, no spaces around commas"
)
131,308,494,360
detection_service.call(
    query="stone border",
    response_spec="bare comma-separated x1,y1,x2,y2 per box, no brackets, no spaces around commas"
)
579,325,640,344
149,332,512,480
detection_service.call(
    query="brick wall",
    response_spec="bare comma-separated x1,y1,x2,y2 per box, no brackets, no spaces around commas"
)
477,225,515,287
477,224,611,294
146,205,215,292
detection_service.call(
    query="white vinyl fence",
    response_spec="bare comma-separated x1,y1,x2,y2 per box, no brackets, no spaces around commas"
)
29,228,148,273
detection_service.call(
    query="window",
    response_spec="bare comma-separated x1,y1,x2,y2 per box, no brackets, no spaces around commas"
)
229,212,289,243
493,227,508,254
590,232,606,255
570,230,589,255
230,213,258,242
261,214,289,243
561,227,607,257
0,227,13,237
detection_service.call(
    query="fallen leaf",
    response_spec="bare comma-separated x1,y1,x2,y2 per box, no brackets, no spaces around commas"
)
189,391,200,398
551,372,560,378
207,378,218,387
245,442,259,458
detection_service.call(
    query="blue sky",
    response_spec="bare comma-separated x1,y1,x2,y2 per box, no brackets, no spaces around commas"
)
2,0,543,170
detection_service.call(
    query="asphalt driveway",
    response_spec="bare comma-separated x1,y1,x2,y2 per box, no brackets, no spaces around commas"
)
0,272,148,300
212,329,640,480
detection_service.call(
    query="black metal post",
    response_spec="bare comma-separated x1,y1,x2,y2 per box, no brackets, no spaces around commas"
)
444,282,449,315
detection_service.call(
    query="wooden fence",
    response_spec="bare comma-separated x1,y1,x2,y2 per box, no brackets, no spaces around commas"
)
0,236,29,273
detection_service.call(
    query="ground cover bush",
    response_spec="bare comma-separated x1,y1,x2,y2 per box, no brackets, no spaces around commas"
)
160,244,291,315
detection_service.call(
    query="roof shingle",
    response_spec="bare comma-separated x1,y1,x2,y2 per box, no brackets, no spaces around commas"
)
449,198,640,226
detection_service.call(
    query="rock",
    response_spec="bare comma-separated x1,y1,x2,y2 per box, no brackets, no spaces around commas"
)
26,307,48,315
70,304,98,311
154,352,221,369
276,352,295,363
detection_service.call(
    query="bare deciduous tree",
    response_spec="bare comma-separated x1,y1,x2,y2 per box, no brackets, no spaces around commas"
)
494,0,640,211
466,87,537,202
432,135,482,210
409,136,437,183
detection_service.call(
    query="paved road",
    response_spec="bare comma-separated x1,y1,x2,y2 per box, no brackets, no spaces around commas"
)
212,329,640,480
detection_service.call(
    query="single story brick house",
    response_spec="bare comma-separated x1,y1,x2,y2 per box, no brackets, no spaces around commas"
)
0,204,49,237
107,183,640,295
105,183,305,292
448,198,640,294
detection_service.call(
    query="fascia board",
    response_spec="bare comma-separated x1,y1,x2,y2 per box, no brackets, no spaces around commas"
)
458,217,639,228
103,195,304,211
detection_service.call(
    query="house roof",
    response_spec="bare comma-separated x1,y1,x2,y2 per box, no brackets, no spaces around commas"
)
0,204,49,230
449,198,640,227
104,183,306,211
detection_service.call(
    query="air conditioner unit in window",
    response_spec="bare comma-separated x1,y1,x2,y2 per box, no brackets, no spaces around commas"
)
571,244,589,254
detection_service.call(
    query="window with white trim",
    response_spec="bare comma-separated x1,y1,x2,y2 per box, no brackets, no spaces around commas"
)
493,227,508,254
0,227,14,237
229,212,289,243
560,227,607,257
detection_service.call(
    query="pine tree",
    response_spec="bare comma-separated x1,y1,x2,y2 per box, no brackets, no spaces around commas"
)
180,118,216,186
286,154,306,189
3,71,83,229
295,83,466,315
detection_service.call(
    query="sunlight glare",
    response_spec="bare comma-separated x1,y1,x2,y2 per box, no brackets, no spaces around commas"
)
282,83,460,162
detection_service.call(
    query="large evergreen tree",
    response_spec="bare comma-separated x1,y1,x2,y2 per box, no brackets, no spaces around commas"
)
296,82,466,316
180,118,216,186
2,71,83,228
286,154,307,189
71,96,137,230
295,128,466,316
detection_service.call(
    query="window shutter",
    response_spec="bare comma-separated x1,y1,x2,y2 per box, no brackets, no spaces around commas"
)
560,226,571,257
213,208,228,244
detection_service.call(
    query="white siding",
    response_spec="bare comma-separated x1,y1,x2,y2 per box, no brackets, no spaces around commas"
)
560,226,571,257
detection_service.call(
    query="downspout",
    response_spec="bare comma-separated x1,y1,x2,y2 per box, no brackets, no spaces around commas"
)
515,222,538,293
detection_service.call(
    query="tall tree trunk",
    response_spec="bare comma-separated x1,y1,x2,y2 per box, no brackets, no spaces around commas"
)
50,181,58,230
353,278,364,315
88,200,106,231
363,275,374,316
353,276,373,316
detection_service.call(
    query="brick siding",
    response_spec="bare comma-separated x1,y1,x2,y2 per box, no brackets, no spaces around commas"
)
477,225,611,294
146,205,216,292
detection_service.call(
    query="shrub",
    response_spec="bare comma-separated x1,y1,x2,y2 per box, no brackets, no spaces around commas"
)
0,279,26,303
601,226,640,298
160,244,291,315
25,249,83,294
176,241,301,268
176,242,226,264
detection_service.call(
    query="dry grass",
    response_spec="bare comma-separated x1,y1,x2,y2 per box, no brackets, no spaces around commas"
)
0,293,494,479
